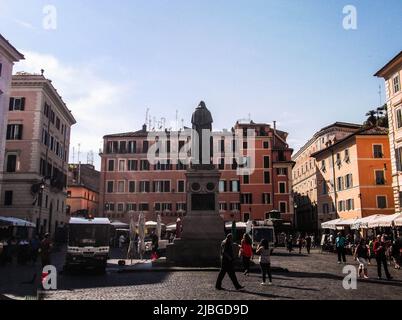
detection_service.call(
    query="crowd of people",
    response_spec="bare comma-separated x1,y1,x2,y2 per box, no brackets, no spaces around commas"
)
0,233,53,268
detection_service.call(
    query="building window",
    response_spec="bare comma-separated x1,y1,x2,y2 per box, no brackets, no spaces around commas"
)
107,181,114,193
107,159,114,171
279,182,286,194
241,193,253,204
321,160,326,172
6,124,23,140
9,97,25,111
396,147,402,171
377,196,387,209
264,171,270,184
140,160,150,171
176,202,187,212
393,74,400,93
178,180,185,193
139,203,149,211
322,181,328,195
263,156,270,168
243,213,250,222
4,191,13,206
126,203,137,211
276,168,287,176
219,203,227,211
337,177,344,191
139,181,150,193
117,203,124,212
230,202,240,211
243,175,250,184
322,203,329,214
219,180,226,192
345,174,353,189
153,181,170,193
373,145,383,158
263,141,269,149
230,180,240,192
346,199,354,211
0,63,2,76
6,154,17,172
117,181,125,193
375,170,385,185
344,149,350,162
262,193,271,204
338,200,345,212
396,108,402,129
118,160,125,171
127,160,138,171
279,202,287,213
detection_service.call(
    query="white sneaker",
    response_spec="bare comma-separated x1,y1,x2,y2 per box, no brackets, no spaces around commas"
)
260,282,266,286
268,282,273,285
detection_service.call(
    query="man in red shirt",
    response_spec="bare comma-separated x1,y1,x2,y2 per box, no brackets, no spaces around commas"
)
373,235,392,280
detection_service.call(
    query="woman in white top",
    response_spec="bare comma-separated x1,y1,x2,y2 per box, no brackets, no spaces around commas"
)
256,239,272,285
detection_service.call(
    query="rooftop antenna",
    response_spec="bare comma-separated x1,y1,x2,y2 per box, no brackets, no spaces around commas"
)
77,143,81,164
175,110,179,131
77,143,81,184
153,116,157,131
181,118,184,130
248,113,251,121
72,146,75,164
161,117,166,130
145,108,150,128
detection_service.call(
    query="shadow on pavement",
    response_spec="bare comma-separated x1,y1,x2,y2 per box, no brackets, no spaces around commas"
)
225,288,294,300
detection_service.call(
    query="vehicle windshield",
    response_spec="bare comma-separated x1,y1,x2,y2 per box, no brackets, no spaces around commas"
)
253,228,274,244
68,224,110,247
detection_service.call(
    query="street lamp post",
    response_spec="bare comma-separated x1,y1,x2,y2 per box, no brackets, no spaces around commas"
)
294,203,298,231
38,181,45,236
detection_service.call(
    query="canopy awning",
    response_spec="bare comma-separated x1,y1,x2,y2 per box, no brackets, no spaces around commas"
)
321,218,358,230
0,216,36,228
110,220,129,228
367,213,402,228
351,215,386,230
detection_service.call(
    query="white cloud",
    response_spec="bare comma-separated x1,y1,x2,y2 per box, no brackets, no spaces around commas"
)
14,50,136,170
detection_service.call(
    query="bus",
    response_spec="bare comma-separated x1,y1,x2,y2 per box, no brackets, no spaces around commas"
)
65,217,111,272
250,220,275,252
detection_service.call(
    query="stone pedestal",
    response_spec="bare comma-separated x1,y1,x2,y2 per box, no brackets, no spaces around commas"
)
166,168,225,267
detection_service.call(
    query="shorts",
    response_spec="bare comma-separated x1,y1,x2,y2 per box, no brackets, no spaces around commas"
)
357,257,368,268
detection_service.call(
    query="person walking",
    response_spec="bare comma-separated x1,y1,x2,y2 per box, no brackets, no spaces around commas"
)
215,234,244,291
40,233,52,268
30,236,40,265
305,235,312,254
373,235,392,280
151,231,159,260
239,233,253,276
368,237,374,265
257,239,272,285
354,238,370,279
297,235,304,254
286,235,293,253
391,240,401,270
335,232,347,264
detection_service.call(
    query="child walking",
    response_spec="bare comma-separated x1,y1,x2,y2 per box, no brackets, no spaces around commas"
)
257,239,272,285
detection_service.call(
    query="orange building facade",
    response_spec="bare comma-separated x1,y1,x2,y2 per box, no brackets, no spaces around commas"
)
66,164,100,217
312,127,395,221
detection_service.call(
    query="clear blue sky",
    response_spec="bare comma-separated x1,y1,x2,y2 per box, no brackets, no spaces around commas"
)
1,0,401,168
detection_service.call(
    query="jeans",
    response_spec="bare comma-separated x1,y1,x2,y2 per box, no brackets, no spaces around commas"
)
376,255,391,279
337,247,346,262
242,256,251,274
260,263,272,283
216,263,242,289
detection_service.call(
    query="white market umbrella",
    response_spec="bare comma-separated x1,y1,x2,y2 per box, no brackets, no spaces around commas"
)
368,213,402,228
137,212,146,259
156,213,162,240
394,214,402,227
351,215,386,230
321,218,344,230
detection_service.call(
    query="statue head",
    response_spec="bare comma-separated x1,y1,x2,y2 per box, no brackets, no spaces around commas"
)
198,101,206,109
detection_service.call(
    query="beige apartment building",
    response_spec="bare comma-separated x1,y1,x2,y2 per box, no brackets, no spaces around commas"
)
0,34,24,197
375,51,402,213
292,122,362,231
311,127,394,221
0,73,76,235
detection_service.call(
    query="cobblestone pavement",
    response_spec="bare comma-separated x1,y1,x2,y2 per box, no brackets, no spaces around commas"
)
1,247,401,300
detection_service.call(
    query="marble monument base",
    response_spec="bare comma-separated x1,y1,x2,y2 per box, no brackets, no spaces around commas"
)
166,211,224,267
